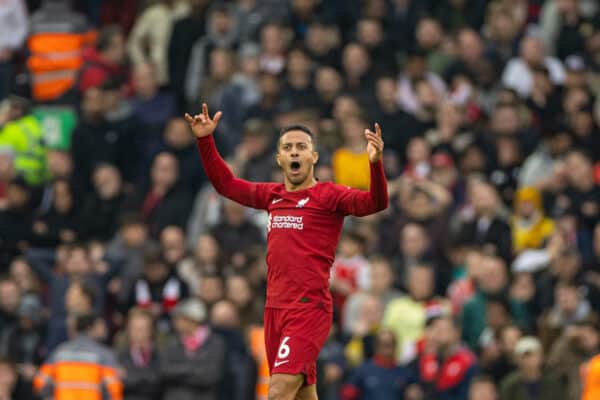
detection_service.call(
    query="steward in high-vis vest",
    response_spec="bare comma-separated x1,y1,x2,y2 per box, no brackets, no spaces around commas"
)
581,354,600,400
34,314,123,400
0,108,48,185
27,0,94,102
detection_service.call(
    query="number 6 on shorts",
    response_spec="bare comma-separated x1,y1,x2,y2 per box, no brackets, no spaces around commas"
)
277,336,291,359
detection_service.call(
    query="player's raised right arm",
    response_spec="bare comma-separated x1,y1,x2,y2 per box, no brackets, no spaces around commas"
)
186,104,267,209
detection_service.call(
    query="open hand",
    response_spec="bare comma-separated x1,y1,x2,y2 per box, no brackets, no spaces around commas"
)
184,103,222,138
365,123,384,163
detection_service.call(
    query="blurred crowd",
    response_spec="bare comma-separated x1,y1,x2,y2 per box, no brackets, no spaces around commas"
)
1,0,600,399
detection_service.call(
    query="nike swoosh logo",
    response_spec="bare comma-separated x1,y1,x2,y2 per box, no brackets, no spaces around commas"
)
274,360,289,367
272,198,283,204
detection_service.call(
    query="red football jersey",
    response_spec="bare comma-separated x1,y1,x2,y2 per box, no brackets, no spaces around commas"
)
196,136,388,311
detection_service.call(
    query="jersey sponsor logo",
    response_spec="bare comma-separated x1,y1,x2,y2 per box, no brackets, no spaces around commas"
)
272,198,283,204
267,214,304,231
296,197,310,208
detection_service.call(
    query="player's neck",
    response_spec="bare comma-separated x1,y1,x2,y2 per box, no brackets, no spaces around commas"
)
284,176,318,192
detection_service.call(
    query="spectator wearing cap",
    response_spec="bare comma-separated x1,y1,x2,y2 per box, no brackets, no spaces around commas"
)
547,317,600,399
340,330,417,400
417,313,479,400
34,313,123,400
117,307,161,400
159,298,226,400
499,336,565,400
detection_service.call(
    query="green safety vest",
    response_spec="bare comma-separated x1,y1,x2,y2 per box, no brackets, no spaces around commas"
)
0,115,49,184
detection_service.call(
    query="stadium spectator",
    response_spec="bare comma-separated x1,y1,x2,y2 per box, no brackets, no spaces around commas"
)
136,152,193,238
79,25,128,93
159,298,226,400
547,318,600,399
340,330,416,400
417,313,479,399
383,263,451,364
127,243,188,334
461,255,530,349
117,307,161,400
499,336,565,400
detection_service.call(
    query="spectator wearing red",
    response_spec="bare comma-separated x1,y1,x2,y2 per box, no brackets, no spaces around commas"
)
417,313,478,400
79,25,128,93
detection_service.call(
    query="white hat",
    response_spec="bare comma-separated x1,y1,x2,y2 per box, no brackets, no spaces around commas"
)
172,298,207,323
514,336,542,357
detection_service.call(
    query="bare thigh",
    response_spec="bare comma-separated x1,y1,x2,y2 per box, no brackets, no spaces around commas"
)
268,373,304,400
295,384,318,400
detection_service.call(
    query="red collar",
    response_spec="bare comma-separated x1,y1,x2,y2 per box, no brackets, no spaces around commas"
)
373,355,397,368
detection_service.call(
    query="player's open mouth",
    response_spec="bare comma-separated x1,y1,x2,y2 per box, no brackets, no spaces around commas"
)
290,161,301,172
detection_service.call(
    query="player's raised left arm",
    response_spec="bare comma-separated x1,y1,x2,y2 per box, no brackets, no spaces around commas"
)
335,123,388,216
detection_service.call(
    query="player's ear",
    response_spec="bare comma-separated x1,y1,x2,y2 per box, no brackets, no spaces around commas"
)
276,153,282,167
312,151,319,165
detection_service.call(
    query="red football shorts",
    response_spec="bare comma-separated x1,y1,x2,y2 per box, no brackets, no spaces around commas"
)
264,306,332,385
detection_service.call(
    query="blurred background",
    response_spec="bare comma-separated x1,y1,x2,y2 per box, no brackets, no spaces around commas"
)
0,0,600,399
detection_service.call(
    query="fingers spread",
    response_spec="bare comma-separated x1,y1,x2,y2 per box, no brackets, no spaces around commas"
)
213,111,223,124
184,113,194,123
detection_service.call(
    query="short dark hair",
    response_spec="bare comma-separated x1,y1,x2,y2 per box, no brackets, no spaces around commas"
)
73,313,97,333
279,125,314,141
96,25,123,52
